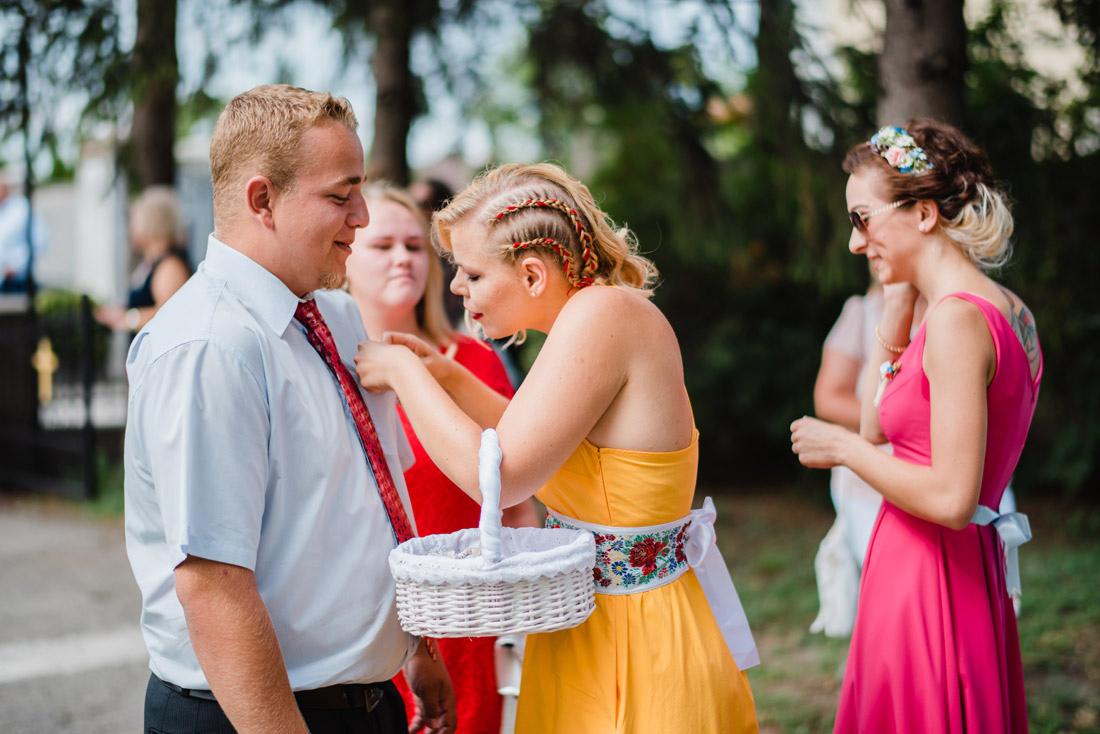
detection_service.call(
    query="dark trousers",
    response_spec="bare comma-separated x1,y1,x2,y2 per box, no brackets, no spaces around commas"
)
144,673,407,734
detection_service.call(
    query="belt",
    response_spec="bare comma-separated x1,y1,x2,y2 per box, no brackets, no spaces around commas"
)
159,677,386,712
545,499,761,671
545,509,692,595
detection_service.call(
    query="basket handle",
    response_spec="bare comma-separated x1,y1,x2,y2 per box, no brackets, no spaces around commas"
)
477,428,504,563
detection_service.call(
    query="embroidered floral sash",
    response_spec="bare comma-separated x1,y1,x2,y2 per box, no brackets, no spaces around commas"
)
545,512,692,595
546,499,761,670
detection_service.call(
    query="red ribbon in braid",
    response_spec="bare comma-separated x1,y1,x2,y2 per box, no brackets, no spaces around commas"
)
511,237,579,283
491,198,599,288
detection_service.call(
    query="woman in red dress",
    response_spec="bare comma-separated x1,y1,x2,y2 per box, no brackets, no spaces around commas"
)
346,183,540,733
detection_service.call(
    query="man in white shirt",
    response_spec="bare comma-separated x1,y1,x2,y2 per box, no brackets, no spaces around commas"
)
125,84,455,734
0,170,47,293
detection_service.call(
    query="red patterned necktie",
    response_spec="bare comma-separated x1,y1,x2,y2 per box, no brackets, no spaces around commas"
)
294,299,414,544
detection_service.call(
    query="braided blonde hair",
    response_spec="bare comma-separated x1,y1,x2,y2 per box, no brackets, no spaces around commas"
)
432,163,659,295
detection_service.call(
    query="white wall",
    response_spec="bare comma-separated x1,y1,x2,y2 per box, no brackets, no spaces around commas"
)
33,181,78,290
72,139,127,304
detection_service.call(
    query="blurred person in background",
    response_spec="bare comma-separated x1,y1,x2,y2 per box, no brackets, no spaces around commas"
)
0,168,48,294
410,178,464,326
345,181,539,734
808,275,891,638
95,186,191,332
408,178,453,222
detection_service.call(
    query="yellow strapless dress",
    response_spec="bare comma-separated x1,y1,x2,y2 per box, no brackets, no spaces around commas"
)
515,430,759,733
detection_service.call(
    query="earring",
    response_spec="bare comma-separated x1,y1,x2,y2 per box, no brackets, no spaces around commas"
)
530,290,537,297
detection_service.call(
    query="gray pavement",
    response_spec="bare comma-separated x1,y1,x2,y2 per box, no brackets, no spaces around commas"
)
0,494,147,733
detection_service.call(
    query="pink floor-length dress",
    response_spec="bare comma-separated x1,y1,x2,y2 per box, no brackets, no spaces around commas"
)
834,293,1041,734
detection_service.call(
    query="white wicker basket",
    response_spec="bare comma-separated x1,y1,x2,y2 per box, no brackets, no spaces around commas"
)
389,429,596,637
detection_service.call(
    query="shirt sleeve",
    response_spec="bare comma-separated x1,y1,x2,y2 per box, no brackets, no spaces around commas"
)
823,295,866,363
130,339,270,571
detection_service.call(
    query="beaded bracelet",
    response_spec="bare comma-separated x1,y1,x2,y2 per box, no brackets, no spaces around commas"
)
875,324,908,354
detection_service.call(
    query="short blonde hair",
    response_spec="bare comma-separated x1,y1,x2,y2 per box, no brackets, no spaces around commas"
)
432,163,659,296
361,182,455,346
130,186,184,245
209,84,358,231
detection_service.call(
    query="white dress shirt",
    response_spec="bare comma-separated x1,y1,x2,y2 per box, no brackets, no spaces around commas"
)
0,194,47,281
124,235,418,690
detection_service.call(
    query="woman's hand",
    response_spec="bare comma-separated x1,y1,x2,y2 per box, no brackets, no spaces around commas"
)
383,331,455,386
879,282,920,342
881,281,919,312
355,339,416,393
790,416,857,469
94,305,126,330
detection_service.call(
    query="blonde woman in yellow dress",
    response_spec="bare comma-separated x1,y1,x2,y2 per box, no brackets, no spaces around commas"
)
355,162,759,733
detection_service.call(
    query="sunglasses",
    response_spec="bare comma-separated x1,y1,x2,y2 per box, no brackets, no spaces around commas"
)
848,200,910,234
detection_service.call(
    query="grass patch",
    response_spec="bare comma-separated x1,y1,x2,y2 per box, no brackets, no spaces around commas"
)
709,487,1100,734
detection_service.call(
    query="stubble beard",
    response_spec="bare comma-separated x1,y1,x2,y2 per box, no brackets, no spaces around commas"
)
317,270,347,291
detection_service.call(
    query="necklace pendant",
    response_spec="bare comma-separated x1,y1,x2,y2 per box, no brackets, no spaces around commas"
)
873,360,902,407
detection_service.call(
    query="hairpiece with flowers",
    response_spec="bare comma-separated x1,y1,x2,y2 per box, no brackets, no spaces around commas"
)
869,126,933,174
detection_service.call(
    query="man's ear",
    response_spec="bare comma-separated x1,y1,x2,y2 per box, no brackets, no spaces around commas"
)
519,255,550,297
916,198,939,233
245,176,277,230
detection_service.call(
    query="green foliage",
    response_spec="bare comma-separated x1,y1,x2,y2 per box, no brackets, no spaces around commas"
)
176,89,226,139
515,0,864,481
14,0,1093,493
0,0,127,182
515,0,1100,492
957,3,1100,493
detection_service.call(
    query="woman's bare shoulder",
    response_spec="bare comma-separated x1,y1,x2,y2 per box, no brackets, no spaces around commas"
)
562,285,668,331
543,286,677,371
925,294,994,339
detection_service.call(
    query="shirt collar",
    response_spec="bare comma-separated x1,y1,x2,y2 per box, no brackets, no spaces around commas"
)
201,234,309,336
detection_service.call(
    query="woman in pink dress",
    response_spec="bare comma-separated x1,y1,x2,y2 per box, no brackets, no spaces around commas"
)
346,183,539,733
791,119,1042,733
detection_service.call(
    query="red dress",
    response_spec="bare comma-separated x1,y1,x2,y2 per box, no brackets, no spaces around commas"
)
834,293,1041,733
393,333,515,733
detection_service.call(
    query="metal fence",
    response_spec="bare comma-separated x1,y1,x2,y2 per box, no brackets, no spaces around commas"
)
0,293,122,499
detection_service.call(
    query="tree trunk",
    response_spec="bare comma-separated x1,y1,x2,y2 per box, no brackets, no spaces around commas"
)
753,0,803,153
367,0,414,185
130,0,177,188
878,0,966,126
